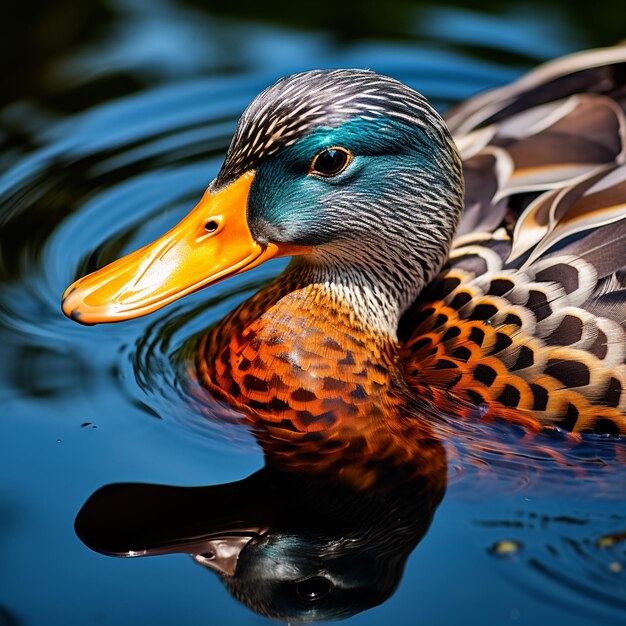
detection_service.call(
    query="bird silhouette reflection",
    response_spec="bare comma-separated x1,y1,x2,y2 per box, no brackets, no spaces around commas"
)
76,400,447,623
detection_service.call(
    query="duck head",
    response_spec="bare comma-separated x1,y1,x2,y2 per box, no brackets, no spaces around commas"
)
62,70,464,333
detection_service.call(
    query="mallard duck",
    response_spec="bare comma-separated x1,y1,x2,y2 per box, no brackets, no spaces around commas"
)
62,45,626,440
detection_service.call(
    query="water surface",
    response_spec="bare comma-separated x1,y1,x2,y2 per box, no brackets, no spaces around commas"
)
1,2,625,625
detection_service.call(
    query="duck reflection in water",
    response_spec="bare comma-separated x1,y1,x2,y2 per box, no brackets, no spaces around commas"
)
76,396,447,623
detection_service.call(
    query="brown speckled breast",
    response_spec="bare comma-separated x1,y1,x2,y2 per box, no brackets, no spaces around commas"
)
196,275,444,487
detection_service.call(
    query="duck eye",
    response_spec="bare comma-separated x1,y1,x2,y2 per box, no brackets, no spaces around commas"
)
295,576,332,602
310,147,351,177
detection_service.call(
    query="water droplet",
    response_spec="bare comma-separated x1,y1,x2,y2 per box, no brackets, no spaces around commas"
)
489,539,522,556
597,531,626,548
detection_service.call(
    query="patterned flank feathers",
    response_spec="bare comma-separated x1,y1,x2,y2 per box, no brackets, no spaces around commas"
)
402,46,626,434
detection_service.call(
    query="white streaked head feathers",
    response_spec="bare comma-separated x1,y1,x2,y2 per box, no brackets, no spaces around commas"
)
215,69,448,186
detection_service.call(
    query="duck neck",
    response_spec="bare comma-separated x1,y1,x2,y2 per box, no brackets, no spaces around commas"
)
283,256,410,341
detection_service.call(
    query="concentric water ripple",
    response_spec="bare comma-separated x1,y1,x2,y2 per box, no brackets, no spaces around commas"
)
479,507,626,621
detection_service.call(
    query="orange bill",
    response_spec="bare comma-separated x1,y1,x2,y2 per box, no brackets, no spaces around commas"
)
62,172,306,324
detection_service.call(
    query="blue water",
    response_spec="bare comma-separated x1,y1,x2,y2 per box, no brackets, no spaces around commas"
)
1,1,625,625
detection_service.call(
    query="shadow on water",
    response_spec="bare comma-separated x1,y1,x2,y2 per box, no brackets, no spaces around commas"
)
1,1,626,625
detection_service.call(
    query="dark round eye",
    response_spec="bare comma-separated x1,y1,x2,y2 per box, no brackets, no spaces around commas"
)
310,147,351,177
204,220,219,233
295,577,332,602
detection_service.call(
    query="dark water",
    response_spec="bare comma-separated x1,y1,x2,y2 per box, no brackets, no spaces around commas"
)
1,1,625,625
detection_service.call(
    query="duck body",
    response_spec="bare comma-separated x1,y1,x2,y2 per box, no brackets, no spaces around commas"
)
197,265,447,484
62,46,626,442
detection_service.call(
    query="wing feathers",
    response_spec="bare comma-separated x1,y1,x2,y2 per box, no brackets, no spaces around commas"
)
404,46,626,432
445,45,626,134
